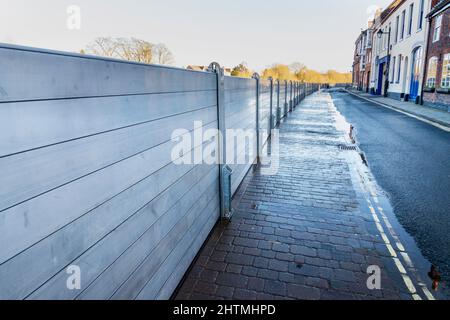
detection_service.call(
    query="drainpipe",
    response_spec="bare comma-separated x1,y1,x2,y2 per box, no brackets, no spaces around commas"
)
384,27,392,97
420,15,432,105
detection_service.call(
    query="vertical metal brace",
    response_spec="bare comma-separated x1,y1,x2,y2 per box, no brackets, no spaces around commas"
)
252,73,260,164
268,77,274,132
292,81,295,111
294,82,297,107
221,164,233,220
289,81,293,112
208,62,232,220
276,79,281,126
284,80,288,117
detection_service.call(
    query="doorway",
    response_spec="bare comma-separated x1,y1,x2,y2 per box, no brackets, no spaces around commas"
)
409,47,423,101
377,62,385,95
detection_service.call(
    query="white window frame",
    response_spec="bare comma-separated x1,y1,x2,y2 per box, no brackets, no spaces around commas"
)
418,0,425,30
441,53,450,88
396,55,402,83
391,56,396,83
408,3,414,36
433,15,442,43
401,10,406,40
395,15,399,43
426,57,438,88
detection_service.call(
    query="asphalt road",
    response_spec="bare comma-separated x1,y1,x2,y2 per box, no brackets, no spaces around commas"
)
330,90,450,290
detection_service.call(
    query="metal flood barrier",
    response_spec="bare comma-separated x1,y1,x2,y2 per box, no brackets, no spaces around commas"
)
0,43,319,300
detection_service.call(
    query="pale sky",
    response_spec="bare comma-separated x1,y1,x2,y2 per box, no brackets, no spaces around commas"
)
0,0,393,73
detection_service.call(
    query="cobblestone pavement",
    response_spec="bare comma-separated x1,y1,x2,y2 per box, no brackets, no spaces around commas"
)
174,92,438,300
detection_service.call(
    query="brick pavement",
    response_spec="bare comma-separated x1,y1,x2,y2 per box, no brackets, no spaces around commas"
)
174,92,429,300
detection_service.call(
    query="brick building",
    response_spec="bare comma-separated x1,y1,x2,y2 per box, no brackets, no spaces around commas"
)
369,1,406,97
362,28,374,93
422,0,450,111
352,25,374,92
352,37,362,90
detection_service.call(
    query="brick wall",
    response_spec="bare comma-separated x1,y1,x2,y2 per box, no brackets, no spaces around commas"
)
423,4,450,111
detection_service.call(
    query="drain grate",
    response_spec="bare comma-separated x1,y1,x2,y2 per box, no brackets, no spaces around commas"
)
338,144,357,151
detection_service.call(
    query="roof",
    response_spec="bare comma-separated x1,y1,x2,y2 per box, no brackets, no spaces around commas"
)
380,0,406,23
186,65,209,72
427,0,450,18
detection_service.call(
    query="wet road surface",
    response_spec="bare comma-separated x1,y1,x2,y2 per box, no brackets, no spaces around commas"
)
331,90,450,292
176,92,419,300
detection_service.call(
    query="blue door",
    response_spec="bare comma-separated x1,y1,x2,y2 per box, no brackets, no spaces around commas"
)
409,47,423,101
377,63,384,95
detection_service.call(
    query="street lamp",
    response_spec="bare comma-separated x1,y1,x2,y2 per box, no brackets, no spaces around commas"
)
377,28,391,97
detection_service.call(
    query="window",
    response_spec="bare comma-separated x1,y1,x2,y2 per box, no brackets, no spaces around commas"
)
386,22,392,49
442,54,450,88
397,55,402,83
395,16,400,43
408,4,414,36
433,15,442,42
401,10,406,40
418,0,424,30
384,26,389,51
377,34,381,54
426,57,438,88
391,56,396,83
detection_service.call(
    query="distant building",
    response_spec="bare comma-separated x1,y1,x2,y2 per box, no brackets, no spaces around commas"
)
352,36,362,90
186,65,232,76
186,65,209,72
368,4,393,96
353,0,449,111
363,26,375,93
370,0,413,98
352,23,375,92
422,0,450,111
385,0,430,103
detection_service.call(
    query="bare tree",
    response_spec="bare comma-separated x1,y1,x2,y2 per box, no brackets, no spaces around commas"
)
153,43,175,65
86,37,118,58
84,37,174,65
115,38,153,64
289,62,306,74
289,62,308,82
